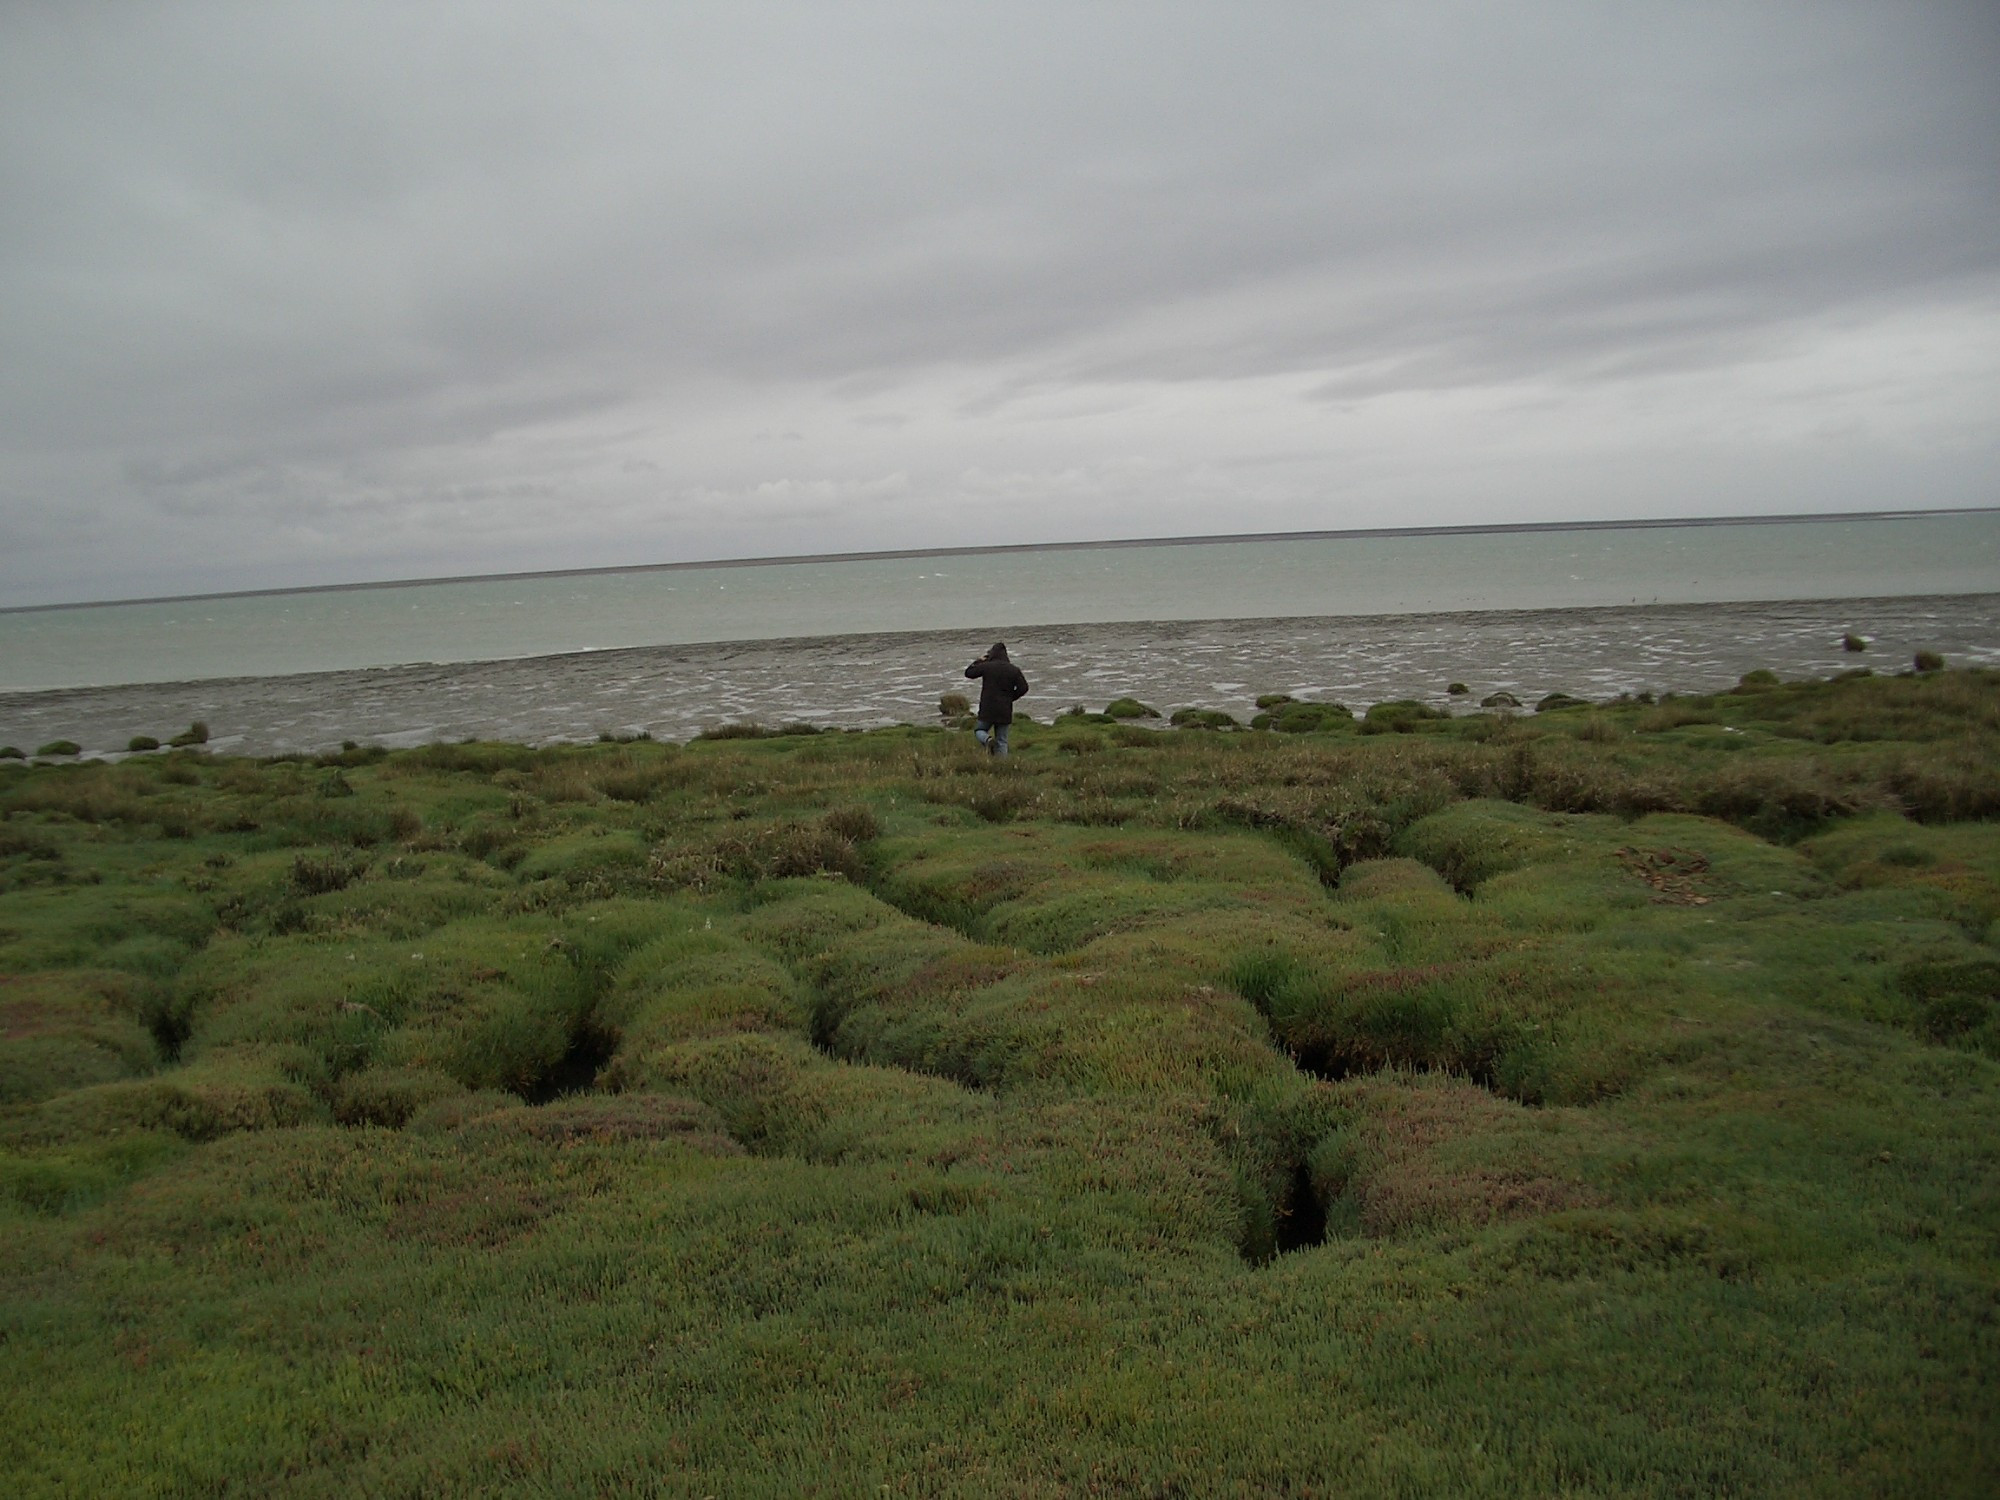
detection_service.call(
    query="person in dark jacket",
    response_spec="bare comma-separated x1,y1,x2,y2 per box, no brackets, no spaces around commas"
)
964,641,1029,757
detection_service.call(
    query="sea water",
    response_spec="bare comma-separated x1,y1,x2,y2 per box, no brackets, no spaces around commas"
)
2,511,1997,693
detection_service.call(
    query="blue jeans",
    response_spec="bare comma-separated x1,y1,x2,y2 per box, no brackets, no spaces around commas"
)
974,720,1010,757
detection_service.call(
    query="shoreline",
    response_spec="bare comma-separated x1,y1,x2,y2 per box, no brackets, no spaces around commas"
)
6,504,1995,616
4,592,1996,760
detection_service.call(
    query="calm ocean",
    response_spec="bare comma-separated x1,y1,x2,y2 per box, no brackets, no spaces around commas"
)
3,511,1998,693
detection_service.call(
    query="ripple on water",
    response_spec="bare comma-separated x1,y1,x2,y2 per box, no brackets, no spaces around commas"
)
1,595,1996,757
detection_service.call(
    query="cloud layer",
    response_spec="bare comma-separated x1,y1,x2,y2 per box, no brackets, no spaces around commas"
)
4,1,1997,604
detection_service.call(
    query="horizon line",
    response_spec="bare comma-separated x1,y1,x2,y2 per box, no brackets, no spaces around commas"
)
6,504,1997,615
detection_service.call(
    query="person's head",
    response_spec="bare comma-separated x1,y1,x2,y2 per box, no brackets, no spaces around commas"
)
989,641,1008,660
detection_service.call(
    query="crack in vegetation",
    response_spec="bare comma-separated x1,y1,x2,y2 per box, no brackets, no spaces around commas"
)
1271,1161,1330,1257
519,1021,618,1105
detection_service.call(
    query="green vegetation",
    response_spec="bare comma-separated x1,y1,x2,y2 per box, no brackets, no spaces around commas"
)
1102,697,1160,720
3,667,1999,1495
32,741,80,758
1168,707,1239,729
1256,699,1355,733
126,735,161,753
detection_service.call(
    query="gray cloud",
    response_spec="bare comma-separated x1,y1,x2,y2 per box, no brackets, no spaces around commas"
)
2,1,1997,603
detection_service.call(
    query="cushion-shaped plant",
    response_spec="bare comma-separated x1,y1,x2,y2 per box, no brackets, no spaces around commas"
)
1103,697,1160,720
1168,708,1239,730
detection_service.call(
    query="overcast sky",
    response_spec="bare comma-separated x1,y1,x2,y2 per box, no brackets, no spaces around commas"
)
3,2,1997,606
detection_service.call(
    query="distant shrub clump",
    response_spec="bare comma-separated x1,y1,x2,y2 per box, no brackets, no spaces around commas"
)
1169,708,1239,730
1447,682,1469,696
1735,670,1781,693
168,722,211,748
1362,700,1449,734
1842,632,1868,653
0,746,22,760
1535,693,1589,714
1914,651,1945,673
938,692,970,717
1257,701,1354,733
1480,692,1522,709
35,740,81,757
1254,693,1295,710
291,852,364,895
127,735,161,753
1103,698,1161,720
695,723,773,741
821,805,881,843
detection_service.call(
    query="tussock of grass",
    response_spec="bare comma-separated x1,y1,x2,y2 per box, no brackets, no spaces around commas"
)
2,667,1998,1494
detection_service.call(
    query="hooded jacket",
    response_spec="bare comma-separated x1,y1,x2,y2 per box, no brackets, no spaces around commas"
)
964,643,1029,726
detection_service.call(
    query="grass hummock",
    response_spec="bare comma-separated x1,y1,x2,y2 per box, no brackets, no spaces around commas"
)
1,664,1997,1494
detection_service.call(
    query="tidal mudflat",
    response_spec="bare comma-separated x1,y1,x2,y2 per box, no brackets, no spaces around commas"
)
3,593,1996,759
2,666,1997,1493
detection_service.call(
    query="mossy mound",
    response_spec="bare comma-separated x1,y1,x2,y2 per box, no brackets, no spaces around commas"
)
1361,700,1450,734
1103,697,1161,720
1169,708,1239,730
1257,701,1354,733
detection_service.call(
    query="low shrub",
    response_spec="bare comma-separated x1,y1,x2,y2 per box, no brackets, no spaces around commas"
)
938,692,970,717
1735,670,1780,693
1842,632,1868,652
292,853,364,895
127,736,161,753
333,1067,466,1128
695,722,772,741
1535,693,1589,713
0,746,23,759
1914,650,1945,673
1481,692,1522,709
1104,698,1161,720
1254,693,1296,710
1266,702,1354,734
35,741,81,757
1447,682,1469,696
1362,700,1449,734
1571,714,1623,743
1169,708,1239,730
168,721,211,748
821,805,881,842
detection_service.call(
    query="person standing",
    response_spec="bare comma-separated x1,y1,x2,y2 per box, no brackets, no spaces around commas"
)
964,642,1029,757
